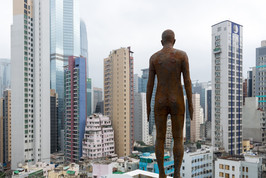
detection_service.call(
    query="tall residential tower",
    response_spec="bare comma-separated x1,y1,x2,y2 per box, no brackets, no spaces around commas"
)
104,47,134,157
11,0,50,169
211,20,243,155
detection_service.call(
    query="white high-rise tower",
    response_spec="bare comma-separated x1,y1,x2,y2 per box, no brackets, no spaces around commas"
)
211,21,243,155
11,0,50,169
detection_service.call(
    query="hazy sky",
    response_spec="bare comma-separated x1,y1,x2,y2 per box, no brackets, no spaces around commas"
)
1,0,266,88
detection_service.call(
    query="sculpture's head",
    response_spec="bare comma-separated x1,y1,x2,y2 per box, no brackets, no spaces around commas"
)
161,29,175,47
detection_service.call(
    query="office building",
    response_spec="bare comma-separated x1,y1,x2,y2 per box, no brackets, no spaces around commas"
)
80,19,88,77
0,59,10,98
64,57,86,163
247,68,255,98
211,20,243,155
243,97,266,144
215,155,263,178
11,0,50,169
82,114,115,159
50,89,58,153
104,47,134,157
134,92,149,145
93,87,103,113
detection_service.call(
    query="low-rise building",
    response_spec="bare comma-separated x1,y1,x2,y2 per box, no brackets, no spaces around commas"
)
139,152,174,177
180,147,213,178
13,162,55,177
48,163,79,177
82,114,116,159
215,154,263,178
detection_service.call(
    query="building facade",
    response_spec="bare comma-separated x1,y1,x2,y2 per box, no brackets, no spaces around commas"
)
134,92,149,145
243,97,266,144
93,87,103,113
11,0,50,169
82,114,115,159
50,89,58,153
255,41,266,111
212,20,243,155
80,19,88,77
180,147,213,178
0,59,10,98
190,94,201,142
64,57,86,163
104,47,134,157
215,155,262,178
87,78,92,116
2,90,11,166
247,68,256,98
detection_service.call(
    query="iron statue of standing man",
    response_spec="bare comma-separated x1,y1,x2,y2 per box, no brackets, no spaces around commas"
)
146,29,193,178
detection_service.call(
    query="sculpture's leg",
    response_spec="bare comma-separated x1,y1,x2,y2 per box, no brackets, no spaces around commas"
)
171,114,184,178
155,113,167,178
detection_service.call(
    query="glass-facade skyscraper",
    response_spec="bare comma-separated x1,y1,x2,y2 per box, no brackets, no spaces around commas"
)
50,0,81,151
0,59,11,98
80,19,88,77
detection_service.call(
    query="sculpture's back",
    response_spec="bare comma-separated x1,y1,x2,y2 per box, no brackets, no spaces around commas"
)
146,29,193,178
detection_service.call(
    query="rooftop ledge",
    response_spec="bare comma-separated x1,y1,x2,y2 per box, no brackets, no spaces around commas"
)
107,170,172,178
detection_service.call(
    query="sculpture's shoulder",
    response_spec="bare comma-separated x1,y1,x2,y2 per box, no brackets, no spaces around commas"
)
173,48,187,59
150,50,162,63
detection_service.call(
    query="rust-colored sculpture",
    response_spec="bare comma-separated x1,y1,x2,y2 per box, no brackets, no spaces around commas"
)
146,29,193,178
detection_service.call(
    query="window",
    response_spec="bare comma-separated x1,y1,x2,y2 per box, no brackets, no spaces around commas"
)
246,167,248,172
225,165,229,170
225,173,229,178
219,164,224,169
219,172,224,177
232,166,235,171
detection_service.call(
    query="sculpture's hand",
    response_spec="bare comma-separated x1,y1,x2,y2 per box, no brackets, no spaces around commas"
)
147,106,151,122
189,105,193,121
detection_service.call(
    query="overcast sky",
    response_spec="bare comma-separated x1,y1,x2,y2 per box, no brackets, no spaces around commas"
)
1,0,266,88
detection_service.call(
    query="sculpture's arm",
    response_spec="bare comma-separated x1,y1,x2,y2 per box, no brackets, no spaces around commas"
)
146,57,155,122
182,53,193,120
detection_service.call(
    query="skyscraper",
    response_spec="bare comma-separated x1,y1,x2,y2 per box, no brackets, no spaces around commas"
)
80,19,88,77
134,92,149,145
3,90,11,166
104,47,134,157
0,59,11,98
255,41,266,111
50,0,81,151
211,20,243,155
93,87,103,113
139,68,157,134
64,57,86,163
50,89,58,153
247,68,255,98
11,0,50,169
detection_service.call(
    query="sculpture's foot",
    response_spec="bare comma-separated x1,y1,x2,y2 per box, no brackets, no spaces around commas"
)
159,174,167,178
173,173,181,178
